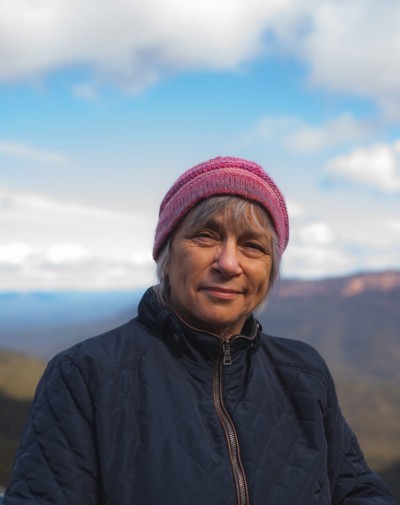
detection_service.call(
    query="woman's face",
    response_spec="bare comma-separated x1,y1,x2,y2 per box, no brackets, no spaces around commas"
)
167,205,273,338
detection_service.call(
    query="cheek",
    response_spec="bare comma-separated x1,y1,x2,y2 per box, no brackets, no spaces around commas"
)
252,262,272,294
168,247,197,291
168,260,185,290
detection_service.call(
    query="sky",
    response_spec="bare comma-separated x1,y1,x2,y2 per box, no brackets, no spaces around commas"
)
1,0,400,291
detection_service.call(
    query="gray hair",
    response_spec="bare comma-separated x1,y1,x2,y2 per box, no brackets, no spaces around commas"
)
155,196,280,305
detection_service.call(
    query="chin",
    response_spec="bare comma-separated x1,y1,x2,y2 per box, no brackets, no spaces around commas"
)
196,310,243,335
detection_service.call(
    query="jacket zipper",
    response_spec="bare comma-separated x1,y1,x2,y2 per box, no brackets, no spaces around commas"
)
213,338,250,505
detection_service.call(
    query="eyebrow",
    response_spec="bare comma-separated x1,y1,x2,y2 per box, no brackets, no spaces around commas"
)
193,215,272,242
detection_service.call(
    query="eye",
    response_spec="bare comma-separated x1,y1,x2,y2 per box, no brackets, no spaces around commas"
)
196,230,214,238
191,229,219,245
242,241,269,255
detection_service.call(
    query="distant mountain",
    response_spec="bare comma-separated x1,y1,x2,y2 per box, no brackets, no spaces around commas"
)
0,290,142,359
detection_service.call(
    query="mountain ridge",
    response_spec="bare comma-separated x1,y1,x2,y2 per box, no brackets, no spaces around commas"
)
0,270,399,381
274,270,400,298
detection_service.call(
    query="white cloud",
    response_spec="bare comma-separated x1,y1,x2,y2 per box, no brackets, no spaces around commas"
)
282,219,350,278
286,114,374,153
0,186,144,222
286,199,305,220
385,220,400,234
299,0,400,118
282,207,400,279
0,242,33,265
46,244,91,265
297,222,333,245
0,139,70,166
0,246,155,291
328,140,400,193
283,244,352,279
241,114,375,153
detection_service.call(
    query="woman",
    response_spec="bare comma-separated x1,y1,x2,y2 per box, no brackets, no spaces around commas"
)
4,157,394,505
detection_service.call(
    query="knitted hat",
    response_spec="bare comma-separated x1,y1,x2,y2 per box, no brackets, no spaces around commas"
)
153,156,289,259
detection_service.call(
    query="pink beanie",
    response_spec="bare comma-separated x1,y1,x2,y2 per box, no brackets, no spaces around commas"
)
153,156,289,260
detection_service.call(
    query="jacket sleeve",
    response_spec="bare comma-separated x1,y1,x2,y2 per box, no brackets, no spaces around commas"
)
324,369,395,505
3,354,99,505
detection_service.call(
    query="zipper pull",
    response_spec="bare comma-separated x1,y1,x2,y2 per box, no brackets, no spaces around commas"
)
222,339,232,366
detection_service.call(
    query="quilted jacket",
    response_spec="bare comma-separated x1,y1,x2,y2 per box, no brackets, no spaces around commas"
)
4,287,395,505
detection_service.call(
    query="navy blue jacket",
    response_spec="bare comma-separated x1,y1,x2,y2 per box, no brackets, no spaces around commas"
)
4,287,394,504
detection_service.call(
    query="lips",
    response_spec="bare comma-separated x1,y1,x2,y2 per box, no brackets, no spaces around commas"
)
201,286,243,299
206,287,240,293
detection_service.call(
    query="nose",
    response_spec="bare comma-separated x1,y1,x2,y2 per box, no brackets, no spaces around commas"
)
213,240,242,278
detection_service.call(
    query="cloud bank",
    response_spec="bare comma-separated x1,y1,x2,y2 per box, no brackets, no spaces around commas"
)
0,187,156,290
1,185,399,289
0,0,291,91
1,0,400,113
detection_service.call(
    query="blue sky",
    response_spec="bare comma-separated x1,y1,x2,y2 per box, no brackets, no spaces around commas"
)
1,0,400,291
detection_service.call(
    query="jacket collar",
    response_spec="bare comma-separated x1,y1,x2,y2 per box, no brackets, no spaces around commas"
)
137,286,261,372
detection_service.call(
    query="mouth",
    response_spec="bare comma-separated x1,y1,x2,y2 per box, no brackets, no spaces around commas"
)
201,286,242,300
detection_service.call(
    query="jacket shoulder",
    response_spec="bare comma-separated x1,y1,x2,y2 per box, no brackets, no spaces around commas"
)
260,333,330,382
48,317,157,392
